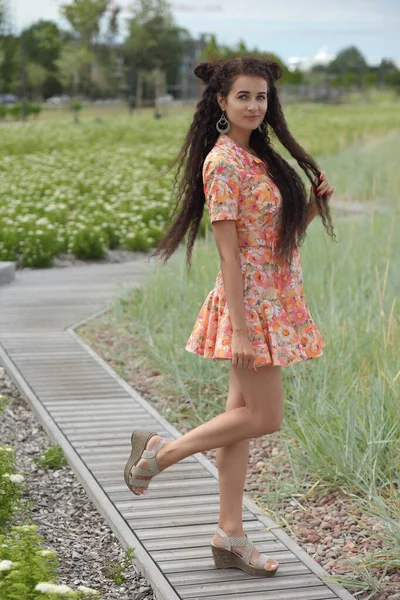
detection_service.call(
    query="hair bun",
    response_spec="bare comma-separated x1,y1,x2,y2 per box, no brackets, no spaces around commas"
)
194,62,215,83
267,61,284,81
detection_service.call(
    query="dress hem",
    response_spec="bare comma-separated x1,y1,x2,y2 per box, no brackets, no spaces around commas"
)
185,345,325,368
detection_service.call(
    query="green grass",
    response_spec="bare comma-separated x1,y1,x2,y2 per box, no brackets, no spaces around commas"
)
108,209,399,493
1,100,399,267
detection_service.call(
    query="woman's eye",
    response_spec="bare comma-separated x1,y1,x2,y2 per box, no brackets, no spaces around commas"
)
239,95,266,100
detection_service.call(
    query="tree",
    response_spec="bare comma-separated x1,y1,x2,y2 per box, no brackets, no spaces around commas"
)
26,61,47,99
124,0,187,107
60,0,108,48
21,21,63,71
328,45,367,74
55,42,95,94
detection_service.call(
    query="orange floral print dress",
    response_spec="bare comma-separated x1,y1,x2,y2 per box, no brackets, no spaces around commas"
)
185,133,326,368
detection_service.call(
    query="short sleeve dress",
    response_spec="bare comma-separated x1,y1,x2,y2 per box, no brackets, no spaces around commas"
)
185,133,326,368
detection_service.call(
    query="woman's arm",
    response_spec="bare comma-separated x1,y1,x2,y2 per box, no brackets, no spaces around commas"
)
306,198,319,227
212,220,247,333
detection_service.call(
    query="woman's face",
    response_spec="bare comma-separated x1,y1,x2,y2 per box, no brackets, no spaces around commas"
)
217,74,268,132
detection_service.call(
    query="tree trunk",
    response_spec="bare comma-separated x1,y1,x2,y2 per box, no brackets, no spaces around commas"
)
136,69,144,108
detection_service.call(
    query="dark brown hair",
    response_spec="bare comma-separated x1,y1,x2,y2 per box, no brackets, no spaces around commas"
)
150,56,336,271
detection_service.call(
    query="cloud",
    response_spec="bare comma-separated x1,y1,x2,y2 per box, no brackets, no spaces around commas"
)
172,0,399,24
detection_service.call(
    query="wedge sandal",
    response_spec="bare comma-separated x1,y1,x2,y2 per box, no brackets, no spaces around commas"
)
210,526,279,577
123,430,167,495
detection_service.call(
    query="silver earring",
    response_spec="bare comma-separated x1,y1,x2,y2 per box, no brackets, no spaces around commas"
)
216,110,230,133
258,123,263,132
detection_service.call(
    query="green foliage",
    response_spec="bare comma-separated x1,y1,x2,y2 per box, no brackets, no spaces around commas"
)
0,103,399,267
104,547,135,586
0,524,101,598
0,447,25,534
0,396,101,599
33,446,67,471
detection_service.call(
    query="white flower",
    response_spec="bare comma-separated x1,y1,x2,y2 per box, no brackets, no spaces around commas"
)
35,582,55,593
53,584,75,595
39,549,57,557
0,446,14,452
77,585,100,595
0,560,14,571
35,582,74,595
3,473,25,483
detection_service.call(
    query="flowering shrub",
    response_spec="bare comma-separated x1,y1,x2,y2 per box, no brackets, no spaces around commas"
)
0,526,100,598
0,442,25,532
0,397,100,599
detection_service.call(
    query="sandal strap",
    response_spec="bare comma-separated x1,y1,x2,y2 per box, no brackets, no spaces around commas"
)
129,476,150,489
254,553,268,570
129,438,167,485
215,526,255,564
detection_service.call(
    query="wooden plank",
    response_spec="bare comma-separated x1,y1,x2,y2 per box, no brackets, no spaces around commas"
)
121,502,224,519
175,574,327,598
152,542,289,562
58,418,158,429
42,398,133,407
127,514,256,529
105,478,219,493
70,434,170,448
87,461,201,473
36,392,125,400
93,469,210,482
128,521,266,541
166,559,309,578
104,486,222,501
194,587,336,600
78,448,196,461
143,530,278,551
51,411,149,421
64,430,167,442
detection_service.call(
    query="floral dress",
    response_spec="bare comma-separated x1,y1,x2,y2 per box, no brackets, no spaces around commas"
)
185,133,326,368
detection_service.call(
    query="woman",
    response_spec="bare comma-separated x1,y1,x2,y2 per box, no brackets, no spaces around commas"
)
124,57,335,577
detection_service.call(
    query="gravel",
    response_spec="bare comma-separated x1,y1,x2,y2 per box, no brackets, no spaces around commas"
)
0,365,156,600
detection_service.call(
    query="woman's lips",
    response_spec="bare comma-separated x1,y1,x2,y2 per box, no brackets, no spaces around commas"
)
245,116,259,120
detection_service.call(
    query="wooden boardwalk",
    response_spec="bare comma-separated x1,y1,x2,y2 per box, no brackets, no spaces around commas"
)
0,259,355,600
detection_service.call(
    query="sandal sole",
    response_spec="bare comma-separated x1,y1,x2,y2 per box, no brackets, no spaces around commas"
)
124,430,157,495
211,543,278,577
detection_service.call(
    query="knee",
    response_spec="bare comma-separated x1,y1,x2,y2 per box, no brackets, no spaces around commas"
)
252,415,284,437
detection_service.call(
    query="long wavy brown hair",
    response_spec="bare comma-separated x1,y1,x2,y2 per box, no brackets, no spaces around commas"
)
150,56,336,271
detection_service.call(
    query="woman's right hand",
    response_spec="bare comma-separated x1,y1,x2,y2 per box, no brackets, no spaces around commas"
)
231,330,257,372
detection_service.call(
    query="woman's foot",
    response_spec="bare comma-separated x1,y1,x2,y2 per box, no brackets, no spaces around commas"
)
212,529,279,573
130,435,168,495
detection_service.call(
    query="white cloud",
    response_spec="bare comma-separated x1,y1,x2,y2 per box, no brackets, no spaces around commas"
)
12,0,399,31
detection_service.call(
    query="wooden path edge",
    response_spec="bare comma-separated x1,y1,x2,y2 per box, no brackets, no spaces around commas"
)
0,304,355,600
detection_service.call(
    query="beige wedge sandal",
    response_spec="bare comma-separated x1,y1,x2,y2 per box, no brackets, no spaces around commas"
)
211,526,279,577
124,430,167,495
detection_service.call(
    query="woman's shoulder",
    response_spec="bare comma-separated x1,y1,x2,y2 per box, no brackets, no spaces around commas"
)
203,146,238,175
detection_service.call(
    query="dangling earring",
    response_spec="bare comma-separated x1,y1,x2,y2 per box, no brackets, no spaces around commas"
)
216,110,230,133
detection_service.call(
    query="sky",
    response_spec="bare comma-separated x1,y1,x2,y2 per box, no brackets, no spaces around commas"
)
11,0,400,67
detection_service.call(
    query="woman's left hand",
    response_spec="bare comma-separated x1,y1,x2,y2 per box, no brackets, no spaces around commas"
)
310,170,335,205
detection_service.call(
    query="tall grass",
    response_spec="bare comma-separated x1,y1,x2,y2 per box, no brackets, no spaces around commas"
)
107,133,399,501
112,209,399,495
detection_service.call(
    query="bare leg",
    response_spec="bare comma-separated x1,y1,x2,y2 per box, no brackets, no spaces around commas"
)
131,364,283,494
212,364,280,572
216,364,250,533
